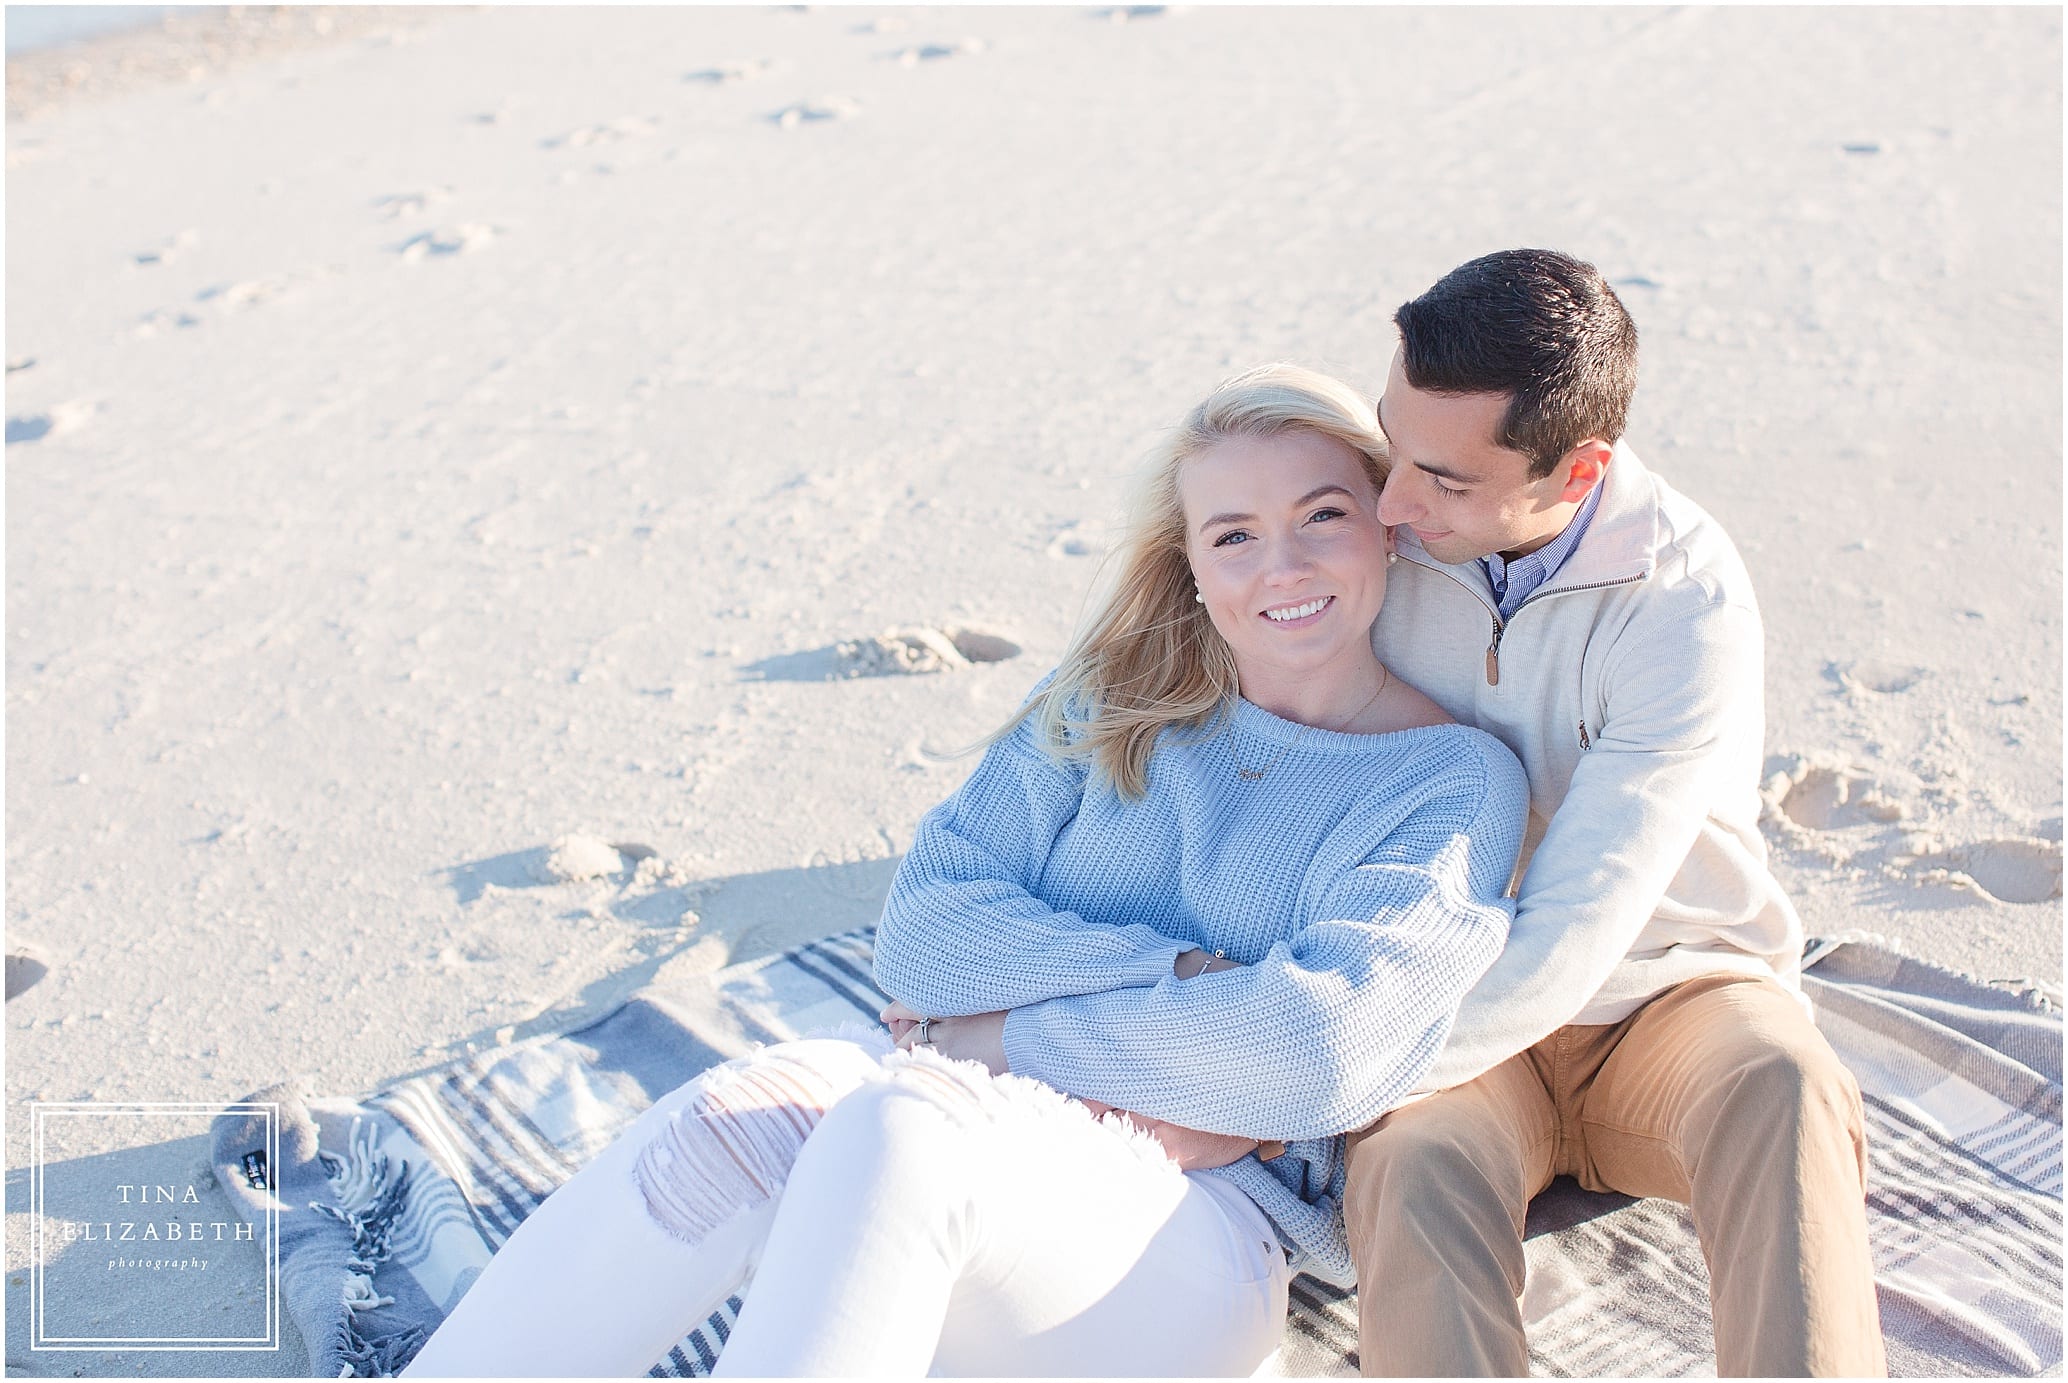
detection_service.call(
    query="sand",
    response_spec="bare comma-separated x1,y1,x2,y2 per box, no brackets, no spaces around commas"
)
4,5,2060,1374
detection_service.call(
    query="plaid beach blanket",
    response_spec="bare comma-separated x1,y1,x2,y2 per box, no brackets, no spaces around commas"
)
212,933,2062,1377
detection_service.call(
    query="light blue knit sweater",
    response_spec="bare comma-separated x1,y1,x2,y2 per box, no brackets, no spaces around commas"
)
874,691,1529,1285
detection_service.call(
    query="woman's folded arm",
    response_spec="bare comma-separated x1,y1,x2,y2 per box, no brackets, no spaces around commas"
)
873,710,1188,1017
1001,746,1528,1140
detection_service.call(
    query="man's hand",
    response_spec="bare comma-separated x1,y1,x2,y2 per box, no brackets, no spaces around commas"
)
1079,1101,1265,1170
1123,1115,1264,1171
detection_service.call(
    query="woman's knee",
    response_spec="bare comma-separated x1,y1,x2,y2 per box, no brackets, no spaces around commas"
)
633,1035,889,1246
795,1051,1112,1204
803,1055,999,1167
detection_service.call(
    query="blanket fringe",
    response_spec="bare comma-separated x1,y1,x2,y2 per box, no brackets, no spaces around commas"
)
310,1116,425,1376
332,1315,428,1379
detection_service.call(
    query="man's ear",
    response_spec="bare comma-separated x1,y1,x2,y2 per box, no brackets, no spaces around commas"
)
1557,441,1613,504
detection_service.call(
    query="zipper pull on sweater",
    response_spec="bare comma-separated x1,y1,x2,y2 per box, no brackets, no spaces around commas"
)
1485,640,1500,686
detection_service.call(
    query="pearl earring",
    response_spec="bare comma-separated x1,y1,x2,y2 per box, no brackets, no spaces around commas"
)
1387,551,1399,565
1194,588,1205,603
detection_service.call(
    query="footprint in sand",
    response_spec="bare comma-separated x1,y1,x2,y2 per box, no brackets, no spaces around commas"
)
837,626,1020,677
889,39,986,66
1835,659,1926,695
1045,521,1106,559
198,279,279,309
5,945,48,1000
132,228,198,266
532,834,631,884
373,189,453,221
1769,759,2063,905
771,97,861,128
531,836,664,883
195,270,334,310
545,116,656,149
686,60,775,83
396,224,499,261
5,400,96,445
1772,764,1906,832
133,308,203,338
1095,4,1175,21
1908,837,2063,905
739,624,1021,682
469,98,522,125
527,836,705,927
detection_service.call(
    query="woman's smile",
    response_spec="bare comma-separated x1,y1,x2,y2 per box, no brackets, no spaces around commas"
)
1260,595,1334,626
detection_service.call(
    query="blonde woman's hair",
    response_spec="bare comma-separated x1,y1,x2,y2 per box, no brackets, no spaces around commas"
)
1006,362,1390,798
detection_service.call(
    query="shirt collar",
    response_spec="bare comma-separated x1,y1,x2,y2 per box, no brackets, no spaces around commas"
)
1483,477,1605,606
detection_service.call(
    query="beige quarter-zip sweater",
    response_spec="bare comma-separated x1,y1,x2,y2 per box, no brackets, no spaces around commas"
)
1373,442,1803,1092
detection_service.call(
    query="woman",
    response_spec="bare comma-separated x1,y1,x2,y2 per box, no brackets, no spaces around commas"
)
405,363,1528,1378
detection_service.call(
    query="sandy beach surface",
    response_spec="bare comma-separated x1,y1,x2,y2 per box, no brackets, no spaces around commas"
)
5,4,2060,1374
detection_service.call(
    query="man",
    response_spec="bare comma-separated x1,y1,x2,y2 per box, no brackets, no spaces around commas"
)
1347,249,1886,1377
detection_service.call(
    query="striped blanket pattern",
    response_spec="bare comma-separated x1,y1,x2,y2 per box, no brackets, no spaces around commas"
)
211,932,2061,1377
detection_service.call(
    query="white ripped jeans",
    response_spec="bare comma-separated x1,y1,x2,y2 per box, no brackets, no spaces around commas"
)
403,1033,1291,1377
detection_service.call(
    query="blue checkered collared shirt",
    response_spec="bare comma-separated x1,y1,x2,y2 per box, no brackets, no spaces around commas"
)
1481,480,1605,620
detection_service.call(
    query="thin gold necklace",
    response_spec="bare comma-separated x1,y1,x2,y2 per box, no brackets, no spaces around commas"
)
1231,665,1391,782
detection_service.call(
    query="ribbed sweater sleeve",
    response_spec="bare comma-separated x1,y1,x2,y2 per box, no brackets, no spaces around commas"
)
1000,743,1525,1140
872,712,1190,1017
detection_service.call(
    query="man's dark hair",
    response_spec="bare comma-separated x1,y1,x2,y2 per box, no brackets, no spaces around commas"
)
1394,248,1638,479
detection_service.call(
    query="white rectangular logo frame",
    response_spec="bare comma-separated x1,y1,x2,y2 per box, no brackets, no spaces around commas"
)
29,1100,280,1351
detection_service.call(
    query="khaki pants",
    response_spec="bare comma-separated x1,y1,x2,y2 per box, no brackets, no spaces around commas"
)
1343,974,1887,1377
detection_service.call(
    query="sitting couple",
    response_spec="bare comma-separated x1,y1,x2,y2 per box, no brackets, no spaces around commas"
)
406,250,1885,1378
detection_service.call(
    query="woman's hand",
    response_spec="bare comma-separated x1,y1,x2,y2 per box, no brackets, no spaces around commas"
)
889,1006,1011,1076
1173,949,1245,980
879,999,923,1045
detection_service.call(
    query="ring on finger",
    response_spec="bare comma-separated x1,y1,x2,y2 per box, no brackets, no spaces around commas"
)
917,1017,934,1046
